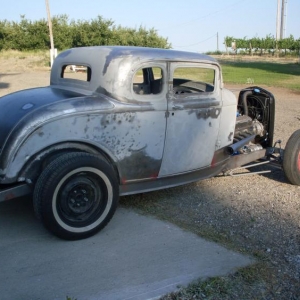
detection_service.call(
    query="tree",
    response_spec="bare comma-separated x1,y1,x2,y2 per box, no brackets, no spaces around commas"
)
0,15,171,51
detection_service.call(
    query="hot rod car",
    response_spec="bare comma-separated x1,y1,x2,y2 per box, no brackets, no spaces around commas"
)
0,46,299,239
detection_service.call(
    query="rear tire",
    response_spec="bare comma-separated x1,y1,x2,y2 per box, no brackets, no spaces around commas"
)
33,152,119,240
283,129,300,186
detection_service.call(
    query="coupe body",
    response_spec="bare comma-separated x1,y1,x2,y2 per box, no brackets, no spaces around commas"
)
0,46,299,239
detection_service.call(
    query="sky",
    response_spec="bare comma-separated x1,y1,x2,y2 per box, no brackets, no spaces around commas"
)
0,0,299,53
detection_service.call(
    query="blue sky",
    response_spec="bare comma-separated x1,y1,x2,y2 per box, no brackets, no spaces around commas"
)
0,0,299,53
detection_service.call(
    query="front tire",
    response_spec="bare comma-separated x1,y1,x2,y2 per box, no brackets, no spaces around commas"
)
283,129,300,186
33,152,119,240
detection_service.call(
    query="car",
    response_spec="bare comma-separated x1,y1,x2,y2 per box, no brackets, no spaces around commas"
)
0,46,299,240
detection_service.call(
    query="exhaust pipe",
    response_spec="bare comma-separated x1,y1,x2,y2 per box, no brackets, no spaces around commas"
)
225,134,256,155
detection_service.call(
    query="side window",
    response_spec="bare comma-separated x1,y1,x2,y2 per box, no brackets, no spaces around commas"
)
61,65,92,82
133,67,163,95
173,67,215,95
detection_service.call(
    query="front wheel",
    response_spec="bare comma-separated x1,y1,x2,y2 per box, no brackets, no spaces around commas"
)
283,129,300,186
33,152,119,240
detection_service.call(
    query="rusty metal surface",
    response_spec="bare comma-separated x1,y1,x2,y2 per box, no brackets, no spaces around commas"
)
0,46,240,195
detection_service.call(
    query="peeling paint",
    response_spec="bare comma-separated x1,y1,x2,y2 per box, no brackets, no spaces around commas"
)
194,108,221,120
0,46,237,193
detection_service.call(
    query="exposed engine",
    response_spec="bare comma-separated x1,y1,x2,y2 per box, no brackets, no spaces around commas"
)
234,87,275,154
234,115,264,153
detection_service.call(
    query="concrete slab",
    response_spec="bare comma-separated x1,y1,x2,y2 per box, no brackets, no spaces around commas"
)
0,197,253,300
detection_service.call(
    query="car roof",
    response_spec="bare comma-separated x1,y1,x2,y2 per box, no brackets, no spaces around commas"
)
63,46,217,63
50,46,219,97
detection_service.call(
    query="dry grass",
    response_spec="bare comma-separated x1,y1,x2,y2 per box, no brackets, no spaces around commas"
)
0,50,50,72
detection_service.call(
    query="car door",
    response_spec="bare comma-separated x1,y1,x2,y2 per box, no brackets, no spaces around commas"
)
114,63,168,182
159,62,222,176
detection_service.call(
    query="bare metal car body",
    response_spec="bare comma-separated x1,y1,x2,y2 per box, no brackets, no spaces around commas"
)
0,46,299,239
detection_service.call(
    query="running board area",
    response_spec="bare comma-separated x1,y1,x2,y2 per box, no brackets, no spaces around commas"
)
0,184,32,203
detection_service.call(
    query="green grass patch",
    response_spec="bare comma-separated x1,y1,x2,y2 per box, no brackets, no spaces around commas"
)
220,61,300,91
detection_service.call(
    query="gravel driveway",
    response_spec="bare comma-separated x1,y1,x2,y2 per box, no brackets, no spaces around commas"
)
123,85,300,298
0,70,299,299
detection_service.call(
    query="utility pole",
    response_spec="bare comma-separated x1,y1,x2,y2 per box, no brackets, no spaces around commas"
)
217,32,219,52
45,0,55,67
280,0,287,39
276,0,281,41
276,0,281,55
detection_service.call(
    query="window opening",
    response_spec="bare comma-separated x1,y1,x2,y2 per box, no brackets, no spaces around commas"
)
61,65,92,82
173,67,215,95
133,67,163,95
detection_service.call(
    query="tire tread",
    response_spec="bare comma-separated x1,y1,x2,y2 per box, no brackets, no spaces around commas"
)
283,129,300,185
33,152,119,239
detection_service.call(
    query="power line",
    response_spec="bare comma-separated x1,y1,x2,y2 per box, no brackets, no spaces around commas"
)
158,0,248,31
173,33,217,48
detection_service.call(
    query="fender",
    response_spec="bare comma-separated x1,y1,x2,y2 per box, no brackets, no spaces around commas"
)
0,93,115,183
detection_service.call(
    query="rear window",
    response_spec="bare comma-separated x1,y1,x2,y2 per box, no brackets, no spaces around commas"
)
61,65,91,82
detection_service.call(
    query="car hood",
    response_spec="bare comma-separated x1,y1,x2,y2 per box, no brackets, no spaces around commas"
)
0,86,85,147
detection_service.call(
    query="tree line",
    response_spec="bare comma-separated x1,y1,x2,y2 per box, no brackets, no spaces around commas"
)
224,35,300,56
0,15,171,51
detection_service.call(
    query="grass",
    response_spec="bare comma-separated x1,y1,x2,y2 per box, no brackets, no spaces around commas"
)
220,60,300,91
160,262,274,300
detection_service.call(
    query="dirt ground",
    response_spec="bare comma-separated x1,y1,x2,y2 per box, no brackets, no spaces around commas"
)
0,69,300,298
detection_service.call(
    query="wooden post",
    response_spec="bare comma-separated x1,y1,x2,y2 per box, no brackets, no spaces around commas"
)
45,0,55,67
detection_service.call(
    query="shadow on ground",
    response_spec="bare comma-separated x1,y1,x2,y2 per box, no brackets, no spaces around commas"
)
0,195,252,300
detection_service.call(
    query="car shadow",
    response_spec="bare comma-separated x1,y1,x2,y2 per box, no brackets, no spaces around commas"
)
0,196,47,237
234,162,288,184
0,189,254,300
0,82,9,89
0,73,22,91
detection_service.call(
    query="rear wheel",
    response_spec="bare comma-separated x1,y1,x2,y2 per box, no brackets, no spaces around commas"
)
33,152,119,240
283,129,300,186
